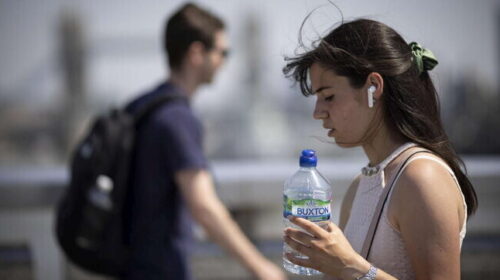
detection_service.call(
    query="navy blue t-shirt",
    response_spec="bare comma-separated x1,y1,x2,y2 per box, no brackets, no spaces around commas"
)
123,82,207,280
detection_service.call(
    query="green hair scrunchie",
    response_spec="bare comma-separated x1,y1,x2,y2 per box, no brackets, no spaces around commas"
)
409,42,438,74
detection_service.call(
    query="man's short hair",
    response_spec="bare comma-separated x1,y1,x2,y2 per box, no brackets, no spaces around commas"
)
164,3,225,70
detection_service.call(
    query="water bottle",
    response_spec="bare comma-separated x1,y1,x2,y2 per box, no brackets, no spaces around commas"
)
283,149,332,275
76,174,114,250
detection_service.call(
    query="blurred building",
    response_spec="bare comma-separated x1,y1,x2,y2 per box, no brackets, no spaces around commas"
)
0,0,499,164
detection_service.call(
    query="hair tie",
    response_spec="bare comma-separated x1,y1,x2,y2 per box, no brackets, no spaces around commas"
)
409,42,438,74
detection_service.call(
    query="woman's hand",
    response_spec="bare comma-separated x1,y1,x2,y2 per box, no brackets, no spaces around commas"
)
283,216,370,279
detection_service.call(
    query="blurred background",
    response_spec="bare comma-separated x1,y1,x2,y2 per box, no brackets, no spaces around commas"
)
0,0,499,279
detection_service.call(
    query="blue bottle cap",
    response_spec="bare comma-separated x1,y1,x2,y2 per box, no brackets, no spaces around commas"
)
300,149,317,167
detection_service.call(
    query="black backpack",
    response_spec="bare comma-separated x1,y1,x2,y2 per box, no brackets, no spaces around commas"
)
55,94,183,277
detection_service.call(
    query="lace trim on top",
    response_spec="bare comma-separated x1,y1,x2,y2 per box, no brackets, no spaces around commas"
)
361,143,417,176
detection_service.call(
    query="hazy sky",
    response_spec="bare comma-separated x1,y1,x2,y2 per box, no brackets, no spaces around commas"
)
0,0,498,108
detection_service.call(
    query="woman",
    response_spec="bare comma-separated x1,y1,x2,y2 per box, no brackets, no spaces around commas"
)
282,19,478,280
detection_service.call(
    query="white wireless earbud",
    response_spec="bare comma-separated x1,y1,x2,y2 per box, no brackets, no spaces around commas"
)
367,85,376,108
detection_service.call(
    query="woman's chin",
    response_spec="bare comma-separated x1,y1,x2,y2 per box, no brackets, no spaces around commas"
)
333,139,359,149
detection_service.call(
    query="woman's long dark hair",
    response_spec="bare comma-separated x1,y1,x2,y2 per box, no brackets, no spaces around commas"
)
283,19,478,216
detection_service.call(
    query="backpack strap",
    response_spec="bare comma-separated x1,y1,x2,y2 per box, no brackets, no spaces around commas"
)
360,149,434,259
132,94,186,127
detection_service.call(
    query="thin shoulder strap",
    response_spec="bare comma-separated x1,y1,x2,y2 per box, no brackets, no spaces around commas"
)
360,149,433,259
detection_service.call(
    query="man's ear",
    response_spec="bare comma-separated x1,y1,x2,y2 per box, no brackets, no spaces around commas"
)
366,72,384,100
186,41,206,66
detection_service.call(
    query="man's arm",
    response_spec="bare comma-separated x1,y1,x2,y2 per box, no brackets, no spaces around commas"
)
175,168,286,280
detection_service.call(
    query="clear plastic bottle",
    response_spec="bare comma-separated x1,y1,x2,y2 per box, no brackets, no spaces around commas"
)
283,149,332,275
76,175,114,250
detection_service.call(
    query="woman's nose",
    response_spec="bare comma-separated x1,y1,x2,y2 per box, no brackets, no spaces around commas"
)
313,103,328,120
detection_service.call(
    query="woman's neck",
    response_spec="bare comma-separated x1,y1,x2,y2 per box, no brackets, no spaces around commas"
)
362,124,406,167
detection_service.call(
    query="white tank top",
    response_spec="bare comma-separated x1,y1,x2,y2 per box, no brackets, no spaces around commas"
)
343,143,467,280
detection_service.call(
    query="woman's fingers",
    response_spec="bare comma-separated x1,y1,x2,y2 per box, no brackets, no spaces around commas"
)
288,216,328,238
284,252,315,269
284,227,315,246
325,221,337,233
284,234,313,256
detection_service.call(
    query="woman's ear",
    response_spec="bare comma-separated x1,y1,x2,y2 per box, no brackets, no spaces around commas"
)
366,72,384,100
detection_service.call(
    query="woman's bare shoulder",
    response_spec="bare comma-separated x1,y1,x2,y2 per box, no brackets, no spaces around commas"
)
396,156,460,202
390,156,464,231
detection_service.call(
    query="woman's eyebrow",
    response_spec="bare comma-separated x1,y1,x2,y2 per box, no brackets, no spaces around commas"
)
313,86,332,94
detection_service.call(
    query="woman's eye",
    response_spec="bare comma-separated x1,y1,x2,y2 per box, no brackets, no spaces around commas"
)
325,95,334,102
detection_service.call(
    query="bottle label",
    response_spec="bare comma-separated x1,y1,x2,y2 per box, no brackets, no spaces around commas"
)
283,195,331,222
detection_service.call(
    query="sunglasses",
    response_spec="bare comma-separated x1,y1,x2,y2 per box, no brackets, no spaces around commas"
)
213,47,230,58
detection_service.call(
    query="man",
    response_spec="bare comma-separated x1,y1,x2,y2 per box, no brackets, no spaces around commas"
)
124,3,286,280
